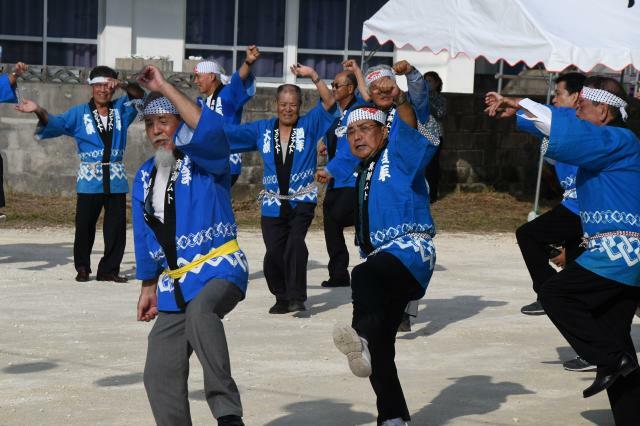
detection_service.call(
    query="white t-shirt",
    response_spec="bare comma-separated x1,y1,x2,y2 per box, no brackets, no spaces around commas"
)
99,114,108,130
152,165,171,223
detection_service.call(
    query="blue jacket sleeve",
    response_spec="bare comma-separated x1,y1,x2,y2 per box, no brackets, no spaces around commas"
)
132,170,163,280
224,120,262,153
224,71,256,112
0,74,18,103
304,100,338,143
114,95,140,129
406,68,430,124
546,107,640,172
174,106,231,176
391,116,439,177
516,105,556,139
35,106,79,140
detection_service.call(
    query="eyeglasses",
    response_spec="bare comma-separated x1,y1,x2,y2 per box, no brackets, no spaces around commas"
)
346,123,380,137
331,82,352,89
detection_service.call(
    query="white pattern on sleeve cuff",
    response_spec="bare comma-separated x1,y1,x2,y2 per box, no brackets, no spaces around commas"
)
518,98,552,136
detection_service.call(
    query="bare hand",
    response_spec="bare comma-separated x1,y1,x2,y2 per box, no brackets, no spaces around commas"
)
137,288,158,322
393,60,413,76
342,59,360,72
106,79,121,92
15,99,39,113
484,91,519,117
317,141,327,156
374,77,400,99
138,65,167,92
550,248,566,268
315,169,332,184
290,63,317,79
245,45,260,65
13,62,28,77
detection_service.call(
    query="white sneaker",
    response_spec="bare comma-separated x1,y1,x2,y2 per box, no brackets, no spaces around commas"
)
636,304,640,319
381,418,408,426
333,324,372,377
0,213,5,222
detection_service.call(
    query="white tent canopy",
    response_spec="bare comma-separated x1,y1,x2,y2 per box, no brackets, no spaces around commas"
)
363,0,640,72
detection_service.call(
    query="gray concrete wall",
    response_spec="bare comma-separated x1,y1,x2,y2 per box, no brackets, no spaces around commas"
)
0,81,541,199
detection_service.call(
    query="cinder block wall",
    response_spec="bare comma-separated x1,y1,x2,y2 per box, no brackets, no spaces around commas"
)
0,81,542,199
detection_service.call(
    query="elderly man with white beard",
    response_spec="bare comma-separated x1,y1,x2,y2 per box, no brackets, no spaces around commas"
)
133,65,249,426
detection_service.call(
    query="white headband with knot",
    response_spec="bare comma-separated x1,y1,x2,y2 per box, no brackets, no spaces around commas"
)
347,107,387,126
365,68,395,87
194,61,231,85
581,86,629,121
87,76,112,85
143,96,178,117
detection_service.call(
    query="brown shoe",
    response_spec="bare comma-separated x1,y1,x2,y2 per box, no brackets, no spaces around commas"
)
96,273,128,283
75,269,90,282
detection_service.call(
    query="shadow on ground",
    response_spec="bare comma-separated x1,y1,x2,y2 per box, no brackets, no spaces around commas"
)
0,243,72,271
262,399,376,426
412,375,534,425
581,409,614,425
94,372,143,387
398,296,508,340
2,361,58,374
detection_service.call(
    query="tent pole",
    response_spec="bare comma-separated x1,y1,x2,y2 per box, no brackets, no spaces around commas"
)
634,68,639,96
497,60,504,93
360,43,366,70
529,71,555,221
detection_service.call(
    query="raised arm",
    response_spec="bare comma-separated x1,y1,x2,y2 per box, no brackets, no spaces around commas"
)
138,65,201,129
342,59,370,102
238,45,260,81
290,63,335,111
394,60,430,123
7,62,28,87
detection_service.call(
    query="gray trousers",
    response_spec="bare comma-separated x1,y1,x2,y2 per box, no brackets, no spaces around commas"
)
143,279,244,425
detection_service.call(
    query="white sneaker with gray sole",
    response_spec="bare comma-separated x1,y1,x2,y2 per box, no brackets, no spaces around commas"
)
333,324,372,377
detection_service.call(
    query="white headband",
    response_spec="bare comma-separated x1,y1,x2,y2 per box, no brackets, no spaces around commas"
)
143,97,178,117
365,68,395,87
581,87,629,121
347,107,387,126
194,61,231,85
87,76,112,85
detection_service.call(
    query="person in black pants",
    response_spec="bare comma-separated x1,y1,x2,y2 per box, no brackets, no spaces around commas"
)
316,70,362,287
16,65,143,282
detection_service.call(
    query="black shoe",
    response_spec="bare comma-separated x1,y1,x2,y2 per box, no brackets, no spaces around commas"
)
520,300,546,316
96,273,128,283
218,415,244,426
583,353,638,398
75,268,90,282
321,280,350,288
398,313,411,332
288,300,306,312
269,300,290,314
563,356,597,372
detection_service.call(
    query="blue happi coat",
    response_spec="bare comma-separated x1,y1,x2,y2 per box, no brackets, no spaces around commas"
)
324,95,367,188
35,96,138,194
517,111,579,215
356,114,439,291
196,71,256,176
0,74,18,103
224,100,336,217
523,106,640,287
132,107,249,312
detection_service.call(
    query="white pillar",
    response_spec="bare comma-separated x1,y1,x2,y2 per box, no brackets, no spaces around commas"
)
283,0,300,83
98,0,134,68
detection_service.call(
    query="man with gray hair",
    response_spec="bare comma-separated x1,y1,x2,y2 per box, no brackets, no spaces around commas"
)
193,45,260,186
134,65,249,426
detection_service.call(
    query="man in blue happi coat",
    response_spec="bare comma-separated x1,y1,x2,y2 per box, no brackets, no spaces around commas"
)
16,65,143,283
486,76,640,425
193,45,260,186
224,63,336,314
0,61,27,222
315,69,365,288
134,65,248,426
332,104,439,426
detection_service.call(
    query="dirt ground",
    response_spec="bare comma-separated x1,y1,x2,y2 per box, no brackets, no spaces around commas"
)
1,228,633,426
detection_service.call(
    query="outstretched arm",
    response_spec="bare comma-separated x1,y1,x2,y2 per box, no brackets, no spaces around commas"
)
342,59,370,102
238,45,260,81
290,63,335,111
138,65,201,129
7,62,28,87
15,99,49,125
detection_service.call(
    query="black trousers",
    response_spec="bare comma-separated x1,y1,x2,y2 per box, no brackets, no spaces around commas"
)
539,263,640,425
74,193,126,275
260,202,315,302
0,153,5,208
323,187,355,285
515,203,583,293
351,252,425,425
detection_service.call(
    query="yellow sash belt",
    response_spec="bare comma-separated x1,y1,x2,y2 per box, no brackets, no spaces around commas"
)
164,239,240,280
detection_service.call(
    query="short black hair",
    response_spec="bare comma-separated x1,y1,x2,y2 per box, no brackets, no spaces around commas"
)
423,71,443,93
344,72,357,87
555,72,586,95
276,84,302,105
89,65,118,80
